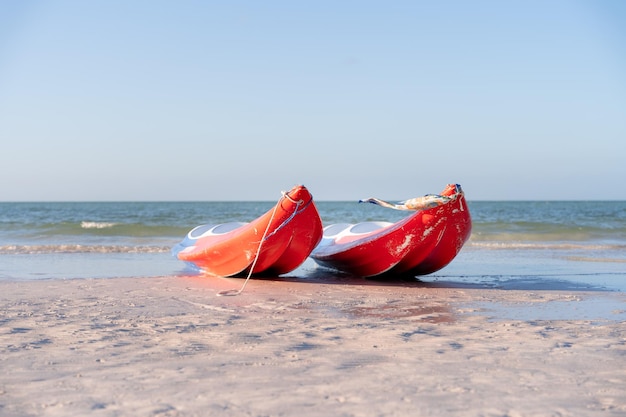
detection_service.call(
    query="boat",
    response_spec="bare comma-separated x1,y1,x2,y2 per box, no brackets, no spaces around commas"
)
173,185,323,277
310,184,471,277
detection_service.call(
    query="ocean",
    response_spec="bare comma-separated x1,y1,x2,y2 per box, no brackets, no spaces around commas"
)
1,200,625,292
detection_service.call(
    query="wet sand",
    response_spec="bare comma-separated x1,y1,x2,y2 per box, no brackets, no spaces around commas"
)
1,275,625,416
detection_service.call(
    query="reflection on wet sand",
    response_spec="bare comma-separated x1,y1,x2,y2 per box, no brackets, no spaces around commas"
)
344,302,454,323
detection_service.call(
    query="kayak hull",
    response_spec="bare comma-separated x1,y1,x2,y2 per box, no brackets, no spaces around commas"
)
311,184,472,277
173,185,323,277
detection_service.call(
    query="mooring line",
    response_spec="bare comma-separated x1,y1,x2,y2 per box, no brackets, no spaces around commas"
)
217,190,301,296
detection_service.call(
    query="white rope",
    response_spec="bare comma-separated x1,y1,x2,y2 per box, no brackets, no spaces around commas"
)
217,191,293,296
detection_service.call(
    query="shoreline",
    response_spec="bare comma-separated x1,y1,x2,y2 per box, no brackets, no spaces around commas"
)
1,275,625,416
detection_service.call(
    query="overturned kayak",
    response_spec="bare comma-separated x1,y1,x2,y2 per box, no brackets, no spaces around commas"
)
173,185,323,277
310,184,472,277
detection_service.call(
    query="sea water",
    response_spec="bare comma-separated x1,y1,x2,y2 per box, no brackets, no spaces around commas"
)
0,200,625,293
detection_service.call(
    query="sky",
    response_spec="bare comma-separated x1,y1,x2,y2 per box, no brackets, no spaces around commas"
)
1,1,625,201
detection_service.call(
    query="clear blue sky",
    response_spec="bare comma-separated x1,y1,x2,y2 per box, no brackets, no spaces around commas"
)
1,1,625,201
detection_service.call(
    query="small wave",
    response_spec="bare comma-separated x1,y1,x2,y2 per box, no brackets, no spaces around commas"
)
0,245,170,254
467,241,626,251
565,256,626,264
81,221,117,229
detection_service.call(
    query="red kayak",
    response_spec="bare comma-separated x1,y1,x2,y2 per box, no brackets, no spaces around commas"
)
173,185,323,277
310,184,472,277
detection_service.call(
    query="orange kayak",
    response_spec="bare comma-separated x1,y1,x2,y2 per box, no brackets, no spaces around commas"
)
310,184,472,277
173,185,323,277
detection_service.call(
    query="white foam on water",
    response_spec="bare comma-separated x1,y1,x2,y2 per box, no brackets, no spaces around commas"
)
81,221,117,229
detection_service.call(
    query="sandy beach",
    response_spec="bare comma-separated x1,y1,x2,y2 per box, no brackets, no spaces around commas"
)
1,275,625,417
